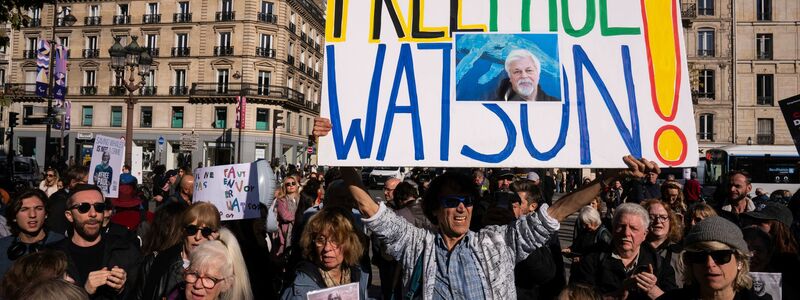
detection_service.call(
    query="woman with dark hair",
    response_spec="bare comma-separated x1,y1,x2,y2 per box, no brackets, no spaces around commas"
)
0,250,73,300
132,202,221,300
0,189,65,279
281,207,368,299
295,178,322,229
140,201,188,254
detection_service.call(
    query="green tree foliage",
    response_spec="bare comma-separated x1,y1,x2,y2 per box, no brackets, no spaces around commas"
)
0,0,49,47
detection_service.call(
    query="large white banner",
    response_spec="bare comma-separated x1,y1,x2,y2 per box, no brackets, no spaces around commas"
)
88,135,124,198
318,0,698,168
193,160,276,221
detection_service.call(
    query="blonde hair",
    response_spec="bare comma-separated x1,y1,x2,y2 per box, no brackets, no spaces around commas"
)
683,241,752,290
300,207,364,267
189,228,253,300
182,202,221,230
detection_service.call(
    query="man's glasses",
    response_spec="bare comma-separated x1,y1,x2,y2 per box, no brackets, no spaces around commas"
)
650,215,669,223
284,181,298,187
69,202,107,214
683,250,734,265
185,225,216,238
184,270,225,289
439,195,474,208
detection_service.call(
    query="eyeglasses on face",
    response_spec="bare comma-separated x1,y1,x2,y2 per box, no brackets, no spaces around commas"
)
284,181,298,187
46,173,55,177
184,270,225,289
313,236,339,248
439,195,474,209
185,225,217,238
650,214,669,223
69,202,107,214
683,249,734,265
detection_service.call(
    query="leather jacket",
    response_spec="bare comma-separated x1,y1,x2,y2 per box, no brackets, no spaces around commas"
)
130,243,184,300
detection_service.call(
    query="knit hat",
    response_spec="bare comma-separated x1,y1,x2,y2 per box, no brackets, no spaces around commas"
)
743,202,793,228
526,172,540,182
684,216,748,254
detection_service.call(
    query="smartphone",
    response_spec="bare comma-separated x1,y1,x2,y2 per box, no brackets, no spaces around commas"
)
633,265,650,274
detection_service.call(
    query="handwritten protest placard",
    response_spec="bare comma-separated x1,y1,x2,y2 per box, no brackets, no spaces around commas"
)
193,160,275,221
88,135,124,198
318,0,698,167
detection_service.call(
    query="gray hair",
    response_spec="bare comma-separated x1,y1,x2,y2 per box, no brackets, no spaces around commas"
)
613,203,650,228
504,49,541,76
579,206,602,227
189,228,253,300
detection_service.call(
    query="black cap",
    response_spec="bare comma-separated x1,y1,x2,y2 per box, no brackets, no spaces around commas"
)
496,169,515,180
743,202,793,227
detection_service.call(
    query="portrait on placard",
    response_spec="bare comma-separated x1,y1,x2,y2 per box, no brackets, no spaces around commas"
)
455,33,561,102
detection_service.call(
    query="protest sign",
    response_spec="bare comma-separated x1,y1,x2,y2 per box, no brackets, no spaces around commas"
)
88,135,124,198
318,0,698,168
306,282,359,300
779,94,800,156
193,160,275,221
750,272,781,300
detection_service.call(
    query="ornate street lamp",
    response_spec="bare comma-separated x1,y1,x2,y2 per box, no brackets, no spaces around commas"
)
108,36,151,166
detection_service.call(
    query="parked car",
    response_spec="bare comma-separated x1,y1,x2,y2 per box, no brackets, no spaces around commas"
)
0,156,43,192
368,167,410,189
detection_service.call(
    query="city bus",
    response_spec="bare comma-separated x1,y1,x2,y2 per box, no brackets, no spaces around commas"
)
703,145,800,194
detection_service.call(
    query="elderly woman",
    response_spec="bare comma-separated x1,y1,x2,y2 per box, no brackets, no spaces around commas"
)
178,228,252,300
642,200,685,287
132,202,220,300
281,207,368,299
563,206,611,265
0,189,65,279
657,216,758,300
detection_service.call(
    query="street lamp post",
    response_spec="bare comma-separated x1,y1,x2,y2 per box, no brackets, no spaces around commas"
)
43,3,76,169
108,36,152,166
233,71,243,163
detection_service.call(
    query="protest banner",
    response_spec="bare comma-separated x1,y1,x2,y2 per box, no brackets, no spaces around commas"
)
317,0,698,168
193,160,275,221
306,282,359,300
779,94,800,156
88,135,124,198
750,272,781,300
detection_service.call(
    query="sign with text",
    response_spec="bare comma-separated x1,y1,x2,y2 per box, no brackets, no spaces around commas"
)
779,94,800,156
193,160,276,221
318,0,698,167
88,135,124,198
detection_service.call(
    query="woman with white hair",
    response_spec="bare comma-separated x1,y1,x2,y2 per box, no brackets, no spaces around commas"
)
172,227,253,300
562,205,612,265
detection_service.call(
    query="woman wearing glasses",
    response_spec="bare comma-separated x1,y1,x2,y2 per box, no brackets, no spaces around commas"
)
657,216,760,300
132,202,220,300
0,189,65,280
642,200,685,288
276,175,301,256
281,207,368,299
38,168,61,197
179,227,252,300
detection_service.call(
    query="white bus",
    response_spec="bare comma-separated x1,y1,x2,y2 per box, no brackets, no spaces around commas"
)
703,145,800,194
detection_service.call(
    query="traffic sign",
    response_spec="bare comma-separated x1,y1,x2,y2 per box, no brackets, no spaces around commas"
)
158,136,165,145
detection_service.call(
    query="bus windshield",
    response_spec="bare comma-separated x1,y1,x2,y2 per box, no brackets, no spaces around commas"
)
704,150,727,186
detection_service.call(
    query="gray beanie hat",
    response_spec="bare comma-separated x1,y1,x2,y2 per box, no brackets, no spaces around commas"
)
684,216,748,254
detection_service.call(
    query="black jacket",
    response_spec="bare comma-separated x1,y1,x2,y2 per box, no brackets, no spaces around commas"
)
657,285,771,300
130,243,184,300
49,234,142,300
570,245,677,300
45,188,70,236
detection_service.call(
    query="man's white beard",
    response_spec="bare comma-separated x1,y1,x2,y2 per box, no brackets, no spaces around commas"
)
515,79,536,97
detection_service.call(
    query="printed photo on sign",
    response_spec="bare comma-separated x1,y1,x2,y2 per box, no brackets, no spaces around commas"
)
456,33,561,102
88,134,125,198
306,282,359,300
750,272,781,300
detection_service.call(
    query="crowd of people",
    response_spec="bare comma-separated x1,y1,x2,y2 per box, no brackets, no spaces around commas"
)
0,118,794,300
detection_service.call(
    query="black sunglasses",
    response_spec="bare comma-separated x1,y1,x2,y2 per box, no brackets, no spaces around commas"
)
683,250,734,265
69,202,107,214
439,195,474,208
185,225,216,238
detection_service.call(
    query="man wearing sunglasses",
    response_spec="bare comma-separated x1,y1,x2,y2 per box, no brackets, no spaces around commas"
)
48,184,141,299
313,116,661,299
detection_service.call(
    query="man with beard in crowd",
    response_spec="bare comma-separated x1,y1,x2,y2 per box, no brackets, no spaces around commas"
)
48,184,140,299
718,171,756,226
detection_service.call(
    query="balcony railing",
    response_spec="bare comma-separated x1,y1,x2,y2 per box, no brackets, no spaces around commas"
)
109,86,126,96
84,16,101,25
258,13,277,23
23,50,37,59
171,47,190,57
289,23,296,33
83,49,100,58
29,18,41,27
113,15,130,24
216,11,235,21
757,134,774,145
174,13,192,23
80,86,97,95
214,46,234,56
301,32,307,41
170,86,188,95
757,96,774,105
696,91,715,99
256,47,276,58
56,17,73,26
191,83,305,102
299,63,306,72
287,55,294,65
140,86,157,96
697,49,715,57
143,14,161,24
315,43,320,51
757,51,772,60
146,47,159,57
681,3,697,19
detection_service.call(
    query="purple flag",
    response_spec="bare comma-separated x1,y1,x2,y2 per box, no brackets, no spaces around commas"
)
35,40,51,97
54,44,68,101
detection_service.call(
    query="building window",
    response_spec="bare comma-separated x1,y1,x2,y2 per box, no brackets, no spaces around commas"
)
58,36,69,48
698,114,714,141
256,108,269,130
214,107,227,128
0,69,5,86
697,29,715,57
756,74,774,105
172,69,187,95
171,106,184,128
697,0,713,15
178,2,190,14
23,105,33,118
111,106,122,127
258,71,271,95
216,32,232,56
756,34,772,60
757,0,771,21
216,69,229,93
757,118,774,144
82,106,93,126
141,106,153,128
286,111,292,133
145,34,158,56
698,69,715,99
